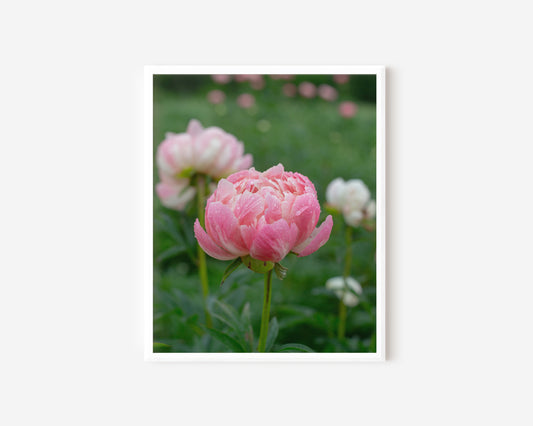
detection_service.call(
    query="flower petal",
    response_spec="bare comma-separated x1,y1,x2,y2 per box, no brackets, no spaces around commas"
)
250,219,298,262
206,201,248,256
194,219,237,261
156,181,196,211
187,119,203,137
290,193,320,246
234,191,264,225
294,215,333,257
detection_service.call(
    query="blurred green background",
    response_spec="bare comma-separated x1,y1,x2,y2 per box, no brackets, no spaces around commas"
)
153,74,377,353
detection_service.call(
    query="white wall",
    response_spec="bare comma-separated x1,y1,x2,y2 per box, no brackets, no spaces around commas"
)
1,1,532,425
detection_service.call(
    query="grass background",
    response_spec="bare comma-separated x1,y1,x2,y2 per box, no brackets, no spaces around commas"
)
153,75,377,352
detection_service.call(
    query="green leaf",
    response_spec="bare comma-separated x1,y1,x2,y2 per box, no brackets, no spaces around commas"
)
156,245,187,262
220,257,243,286
205,327,247,352
265,317,279,352
275,343,315,353
241,302,254,351
153,342,171,352
212,300,245,335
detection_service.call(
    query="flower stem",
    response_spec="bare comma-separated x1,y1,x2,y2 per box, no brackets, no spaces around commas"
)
196,175,212,328
344,225,352,278
338,299,347,340
338,225,352,339
257,269,273,352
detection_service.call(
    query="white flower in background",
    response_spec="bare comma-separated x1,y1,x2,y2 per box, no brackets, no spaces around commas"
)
325,178,375,227
325,276,363,307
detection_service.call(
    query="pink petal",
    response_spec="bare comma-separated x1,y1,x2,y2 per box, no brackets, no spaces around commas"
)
290,193,320,246
187,119,203,137
264,163,284,178
250,219,298,263
234,192,264,225
213,179,236,203
194,219,237,261
237,153,253,170
240,224,258,250
264,194,282,224
206,201,248,256
294,215,333,257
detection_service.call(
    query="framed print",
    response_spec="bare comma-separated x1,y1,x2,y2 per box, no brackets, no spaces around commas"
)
144,66,386,361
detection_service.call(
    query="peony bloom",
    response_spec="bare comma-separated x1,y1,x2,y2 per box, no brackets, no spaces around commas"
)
318,84,338,102
338,101,358,118
326,276,362,307
212,74,231,84
282,83,297,97
237,93,255,109
156,175,196,211
156,119,253,210
194,164,333,265
207,89,225,104
333,74,350,84
270,74,293,80
298,82,317,98
234,75,265,89
326,178,375,227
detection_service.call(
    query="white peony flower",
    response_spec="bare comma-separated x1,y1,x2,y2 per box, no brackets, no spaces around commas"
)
325,178,375,227
325,276,363,307
326,178,347,209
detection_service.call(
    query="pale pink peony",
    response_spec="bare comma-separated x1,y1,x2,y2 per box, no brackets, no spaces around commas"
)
212,74,231,84
270,74,293,80
318,84,338,102
234,75,265,89
237,93,255,109
194,164,333,263
207,89,225,104
298,82,317,98
333,74,350,84
282,83,297,97
156,175,196,211
338,101,358,118
156,119,253,210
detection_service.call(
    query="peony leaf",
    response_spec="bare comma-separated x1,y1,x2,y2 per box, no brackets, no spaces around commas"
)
205,327,247,352
220,257,243,286
265,317,279,352
275,343,315,353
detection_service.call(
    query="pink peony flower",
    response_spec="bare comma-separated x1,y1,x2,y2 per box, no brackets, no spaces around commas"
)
234,75,265,90
194,164,333,264
237,93,255,109
298,82,317,98
318,84,338,102
333,74,350,84
282,83,297,97
270,74,293,80
156,120,253,210
338,101,358,118
212,74,231,84
207,89,225,104
156,175,196,211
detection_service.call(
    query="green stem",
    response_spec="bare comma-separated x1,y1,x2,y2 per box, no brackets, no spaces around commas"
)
196,175,212,328
344,225,352,278
338,225,352,339
338,299,347,340
257,269,273,352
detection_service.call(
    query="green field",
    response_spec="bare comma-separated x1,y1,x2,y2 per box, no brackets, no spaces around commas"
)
153,75,377,352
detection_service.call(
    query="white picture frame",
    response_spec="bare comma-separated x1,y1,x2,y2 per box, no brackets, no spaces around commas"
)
144,66,386,362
